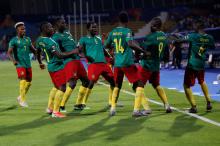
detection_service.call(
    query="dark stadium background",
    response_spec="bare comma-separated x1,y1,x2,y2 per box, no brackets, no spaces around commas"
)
0,0,219,67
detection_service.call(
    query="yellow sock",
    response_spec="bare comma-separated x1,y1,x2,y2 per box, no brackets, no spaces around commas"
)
25,81,31,94
48,87,57,110
134,87,144,111
60,86,73,107
75,86,87,104
19,80,26,102
155,86,168,105
141,96,150,110
200,82,211,102
184,84,196,107
53,90,64,112
111,87,119,109
82,88,92,104
108,86,114,105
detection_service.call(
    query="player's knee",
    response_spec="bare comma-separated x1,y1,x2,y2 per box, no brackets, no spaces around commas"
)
183,84,190,89
69,79,77,89
152,83,159,89
82,78,90,88
59,84,66,92
109,79,115,87
88,81,95,89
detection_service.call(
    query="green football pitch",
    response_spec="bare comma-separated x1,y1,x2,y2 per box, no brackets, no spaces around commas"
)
0,61,220,146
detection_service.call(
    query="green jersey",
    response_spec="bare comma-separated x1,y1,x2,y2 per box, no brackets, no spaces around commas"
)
35,36,64,72
79,35,106,63
141,31,168,71
105,27,134,67
52,30,79,65
8,36,32,68
186,32,215,70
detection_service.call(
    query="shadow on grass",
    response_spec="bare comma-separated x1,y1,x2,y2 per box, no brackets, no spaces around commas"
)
168,114,203,137
0,105,17,112
0,105,113,137
55,115,150,146
67,106,109,117
0,114,71,136
143,114,203,137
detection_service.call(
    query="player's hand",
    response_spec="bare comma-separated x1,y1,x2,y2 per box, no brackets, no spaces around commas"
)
86,56,95,63
13,61,19,66
39,63,46,70
79,53,85,58
109,57,114,65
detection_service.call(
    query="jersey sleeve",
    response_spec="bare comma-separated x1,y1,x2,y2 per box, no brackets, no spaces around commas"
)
209,35,215,49
104,31,113,47
125,29,133,42
8,38,15,49
78,37,85,47
185,33,194,42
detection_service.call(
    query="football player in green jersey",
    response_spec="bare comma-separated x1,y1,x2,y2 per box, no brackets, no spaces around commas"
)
139,17,172,113
74,21,115,108
183,20,215,113
52,18,90,112
36,22,79,118
105,11,151,117
7,22,44,107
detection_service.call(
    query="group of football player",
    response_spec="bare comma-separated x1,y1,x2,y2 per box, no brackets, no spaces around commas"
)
7,11,214,118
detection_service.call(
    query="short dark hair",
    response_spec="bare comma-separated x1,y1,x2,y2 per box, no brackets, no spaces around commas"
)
119,11,128,23
40,22,49,33
151,17,162,28
86,21,95,29
194,19,205,29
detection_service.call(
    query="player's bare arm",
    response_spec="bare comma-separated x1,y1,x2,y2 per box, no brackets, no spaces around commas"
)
7,47,18,65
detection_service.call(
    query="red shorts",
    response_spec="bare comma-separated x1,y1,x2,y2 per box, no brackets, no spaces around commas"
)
137,66,160,88
184,67,205,87
88,63,114,82
114,65,139,84
16,67,32,81
49,69,66,88
64,60,88,82
137,66,152,85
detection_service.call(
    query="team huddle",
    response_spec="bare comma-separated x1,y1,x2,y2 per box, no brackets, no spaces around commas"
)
7,11,215,118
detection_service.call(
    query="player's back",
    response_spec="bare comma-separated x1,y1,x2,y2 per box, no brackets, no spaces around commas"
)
36,36,64,72
187,32,214,70
109,27,134,67
141,31,168,71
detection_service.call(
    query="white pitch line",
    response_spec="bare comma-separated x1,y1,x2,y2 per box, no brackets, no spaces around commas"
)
98,81,220,127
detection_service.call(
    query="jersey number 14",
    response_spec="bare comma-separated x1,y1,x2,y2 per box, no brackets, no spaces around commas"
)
114,38,124,53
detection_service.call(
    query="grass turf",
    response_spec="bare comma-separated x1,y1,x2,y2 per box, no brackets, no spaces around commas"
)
0,61,220,146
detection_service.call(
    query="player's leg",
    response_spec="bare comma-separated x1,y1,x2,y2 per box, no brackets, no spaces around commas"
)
198,70,212,111
183,68,197,113
60,61,78,111
81,80,94,105
109,67,124,116
132,80,146,117
123,65,146,117
24,68,32,94
49,69,67,118
74,61,90,110
16,67,28,107
137,66,152,114
52,84,66,118
60,78,77,112
46,87,57,114
101,64,115,106
150,71,172,113
81,63,103,106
